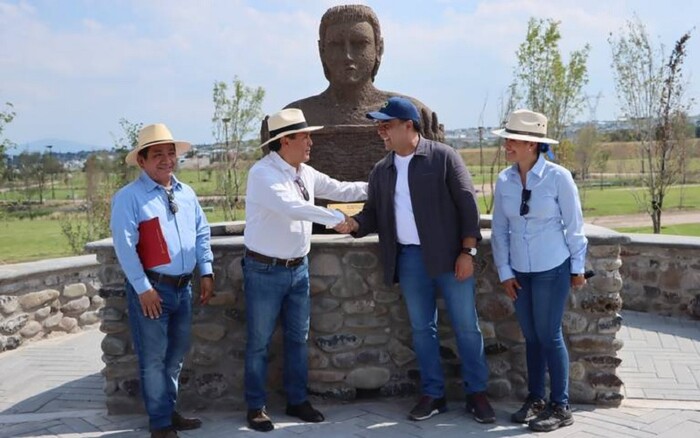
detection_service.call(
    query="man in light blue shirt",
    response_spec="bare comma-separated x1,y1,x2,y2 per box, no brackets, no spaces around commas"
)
491,109,587,433
110,123,213,438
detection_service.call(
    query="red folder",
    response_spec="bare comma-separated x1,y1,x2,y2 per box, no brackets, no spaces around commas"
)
136,217,171,269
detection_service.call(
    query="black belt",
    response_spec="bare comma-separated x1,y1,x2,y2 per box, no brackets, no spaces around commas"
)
145,270,193,288
245,248,305,268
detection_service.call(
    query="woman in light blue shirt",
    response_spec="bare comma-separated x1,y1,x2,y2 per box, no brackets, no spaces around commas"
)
491,109,588,433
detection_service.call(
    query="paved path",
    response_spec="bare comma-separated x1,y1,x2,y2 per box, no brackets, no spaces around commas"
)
0,311,698,437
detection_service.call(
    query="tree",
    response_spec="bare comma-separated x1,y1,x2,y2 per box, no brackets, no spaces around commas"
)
212,77,265,220
609,18,693,233
511,18,590,169
60,119,141,253
574,124,599,181
16,152,45,204
0,102,16,181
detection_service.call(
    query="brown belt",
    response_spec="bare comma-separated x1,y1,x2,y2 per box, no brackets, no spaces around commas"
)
145,270,193,288
245,248,305,268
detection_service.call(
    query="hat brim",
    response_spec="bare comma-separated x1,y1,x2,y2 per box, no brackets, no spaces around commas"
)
366,111,396,121
492,128,559,145
260,126,324,148
125,140,192,166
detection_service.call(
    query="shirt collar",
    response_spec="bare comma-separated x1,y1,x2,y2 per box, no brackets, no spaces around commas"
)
507,154,547,181
269,151,302,176
138,171,182,192
383,135,426,169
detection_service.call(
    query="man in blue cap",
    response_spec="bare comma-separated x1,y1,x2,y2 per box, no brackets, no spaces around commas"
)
337,96,495,424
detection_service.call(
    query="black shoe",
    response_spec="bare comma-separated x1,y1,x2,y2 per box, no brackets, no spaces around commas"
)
511,398,546,423
171,411,202,430
150,427,178,438
285,400,325,423
408,395,447,421
247,407,274,432
528,403,574,432
466,392,496,423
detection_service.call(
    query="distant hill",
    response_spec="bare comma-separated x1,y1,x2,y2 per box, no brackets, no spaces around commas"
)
10,138,109,155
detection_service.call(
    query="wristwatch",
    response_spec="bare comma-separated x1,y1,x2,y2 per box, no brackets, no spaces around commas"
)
461,247,477,256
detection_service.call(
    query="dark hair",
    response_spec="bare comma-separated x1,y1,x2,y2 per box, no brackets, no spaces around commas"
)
409,119,422,134
538,143,550,154
319,5,382,82
269,132,299,152
137,147,150,160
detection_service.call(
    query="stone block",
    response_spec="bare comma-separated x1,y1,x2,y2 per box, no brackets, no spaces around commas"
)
486,357,511,377
0,334,22,351
309,370,346,383
311,297,341,314
476,293,514,321
580,294,622,314
102,335,127,356
309,253,342,276
345,366,390,389
19,320,43,338
0,295,19,314
388,339,415,367
582,355,622,369
344,315,389,329
58,316,78,332
342,251,378,269
315,333,362,353
597,314,623,334
79,311,101,326
308,347,329,369
569,335,623,353
331,352,356,368
342,299,376,314
43,311,64,329
100,321,128,334
330,271,368,298
191,344,223,366
19,289,60,310
569,361,586,381
589,372,623,388
310,277,335,295
562,311,589,334
486,378,512,399
61,296,91,314
373,290,400,303
63,283,87,298
102,307,123,321
495,321,524,342
479,320,495,339
192,323,227,341
0,313,29,335
311,312,344,333
35,306,51,320
363,334,389,345
196,373,228,398
91,295,105,309
356,349,390,365
308,382,356,400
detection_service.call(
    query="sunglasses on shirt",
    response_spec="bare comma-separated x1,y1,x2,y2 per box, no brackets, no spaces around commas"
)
165,189,178,214
294,177,310,201
520,189,531,216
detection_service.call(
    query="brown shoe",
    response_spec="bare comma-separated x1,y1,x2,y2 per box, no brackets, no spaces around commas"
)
466,391,496,423
247,407,274,432
171,411,202,430
150,427,178,438
285,400,324,423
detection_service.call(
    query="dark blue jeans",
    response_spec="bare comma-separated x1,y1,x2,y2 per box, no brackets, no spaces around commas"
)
513,258,571,406
397,245,489,397
243,256,310,409
126,280,192,431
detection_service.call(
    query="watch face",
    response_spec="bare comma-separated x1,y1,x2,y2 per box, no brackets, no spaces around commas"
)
462,247,477,256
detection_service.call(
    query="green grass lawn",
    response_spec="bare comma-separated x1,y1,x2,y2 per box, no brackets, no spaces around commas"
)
0,217,74,263
616,223,700,236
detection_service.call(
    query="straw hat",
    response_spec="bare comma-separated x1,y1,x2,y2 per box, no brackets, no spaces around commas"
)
125,123,192,166
492,109,559,144
260,109,323,147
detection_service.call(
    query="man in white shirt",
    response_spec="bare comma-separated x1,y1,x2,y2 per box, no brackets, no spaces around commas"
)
243,108,367,432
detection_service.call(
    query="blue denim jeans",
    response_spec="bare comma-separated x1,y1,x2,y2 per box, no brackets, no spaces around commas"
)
126,280,192,431
243,256,310,409
397,245,489,397
513,258,571,406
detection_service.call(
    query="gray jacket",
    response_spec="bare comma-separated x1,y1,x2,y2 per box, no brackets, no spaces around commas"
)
353,136,481,285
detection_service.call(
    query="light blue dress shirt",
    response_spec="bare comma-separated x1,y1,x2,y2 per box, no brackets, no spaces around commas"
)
110,171,213,294
491,154,587,282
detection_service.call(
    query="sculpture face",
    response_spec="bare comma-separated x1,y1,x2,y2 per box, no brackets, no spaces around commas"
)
321,21,377,86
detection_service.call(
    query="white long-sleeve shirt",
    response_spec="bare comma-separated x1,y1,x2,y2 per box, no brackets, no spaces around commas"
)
244,152,368,259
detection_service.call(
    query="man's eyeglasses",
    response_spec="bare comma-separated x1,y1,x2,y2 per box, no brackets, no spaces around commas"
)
165,189,178,214
520,189,531,216
294,177,310,201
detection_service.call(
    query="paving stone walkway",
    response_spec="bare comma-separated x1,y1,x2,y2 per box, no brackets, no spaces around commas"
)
0,310,698,437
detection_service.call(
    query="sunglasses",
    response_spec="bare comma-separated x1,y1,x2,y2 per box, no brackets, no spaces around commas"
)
165,189,178,214
294,177,310,201
520,189,531,216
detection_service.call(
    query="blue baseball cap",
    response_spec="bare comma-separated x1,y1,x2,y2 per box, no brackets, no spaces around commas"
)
366,96,420,127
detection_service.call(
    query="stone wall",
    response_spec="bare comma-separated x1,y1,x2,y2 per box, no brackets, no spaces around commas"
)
620,233,700,319
0,255,102,353
88,222,629,414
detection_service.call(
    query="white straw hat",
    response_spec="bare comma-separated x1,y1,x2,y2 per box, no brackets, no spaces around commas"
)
492,109,559,144
125,123,192,166
260,109,323,147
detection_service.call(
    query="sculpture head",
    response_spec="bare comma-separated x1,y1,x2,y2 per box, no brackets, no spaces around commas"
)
318,4,384,85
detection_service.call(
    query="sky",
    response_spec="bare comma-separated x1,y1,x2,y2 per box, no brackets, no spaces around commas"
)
1,0,698,149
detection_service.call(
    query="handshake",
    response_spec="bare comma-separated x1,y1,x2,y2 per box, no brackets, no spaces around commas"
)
333,213,359,234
